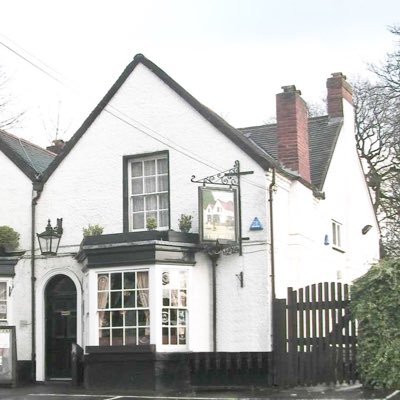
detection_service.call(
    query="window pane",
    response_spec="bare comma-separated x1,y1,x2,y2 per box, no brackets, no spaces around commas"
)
157,158,168,174
178,309,186,325
111,274,122,290
124,291,135,307
171,290,178,306
110,292,122,308
163,290,170,306
179,290,187,307
159,210,169,228
170,309,177,325
144,160,156,176
99,311,110,327
144,177,156,193
137,272,149,288
158,175,168,192
162,309,169,324
159,193,168,209
162,327,169,345
179,327,186,345
131,178,143,195
112,311,124,327
138,328,150,345
125,329,137,345
170,328,177,345
138,310,148,326
125,311,137,326
99,330,110,346
132,196,144,212
124,273,135,289
132,213,144,230
112,329,123,346
131,162,143,177
137,290,149,307
145,195,157,210
0,283,6,300
180,271,187,288
98,292,109,309
98,275,109,291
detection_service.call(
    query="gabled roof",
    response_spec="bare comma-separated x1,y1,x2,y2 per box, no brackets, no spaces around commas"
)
0,130,55,181
239,116,343,190
42,54,278,182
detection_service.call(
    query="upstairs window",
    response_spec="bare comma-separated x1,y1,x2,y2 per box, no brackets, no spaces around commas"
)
127,153,169,231
332,220,343,250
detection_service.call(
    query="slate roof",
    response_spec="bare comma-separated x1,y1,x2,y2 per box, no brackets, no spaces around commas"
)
239,116,343,189
0,130,56,181
41,54,278,182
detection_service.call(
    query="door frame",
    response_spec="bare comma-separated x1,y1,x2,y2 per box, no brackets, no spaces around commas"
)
36,268,82,382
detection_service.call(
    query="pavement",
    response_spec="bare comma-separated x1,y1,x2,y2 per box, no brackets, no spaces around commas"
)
0,382,397,400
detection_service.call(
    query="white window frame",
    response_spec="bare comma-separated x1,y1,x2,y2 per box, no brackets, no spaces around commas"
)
97,269,150,346
127,153,169,231
332,220,344,251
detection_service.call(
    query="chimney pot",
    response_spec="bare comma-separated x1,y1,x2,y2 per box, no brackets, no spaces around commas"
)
327,72,353,118
281,85,302,95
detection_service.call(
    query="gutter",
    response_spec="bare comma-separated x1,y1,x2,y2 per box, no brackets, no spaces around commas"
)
31,181,43,381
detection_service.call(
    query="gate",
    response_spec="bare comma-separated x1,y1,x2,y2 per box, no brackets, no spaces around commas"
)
273,282,357,386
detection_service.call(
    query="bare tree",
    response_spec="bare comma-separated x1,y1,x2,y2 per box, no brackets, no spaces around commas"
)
354,26,400,257
0,68,23,129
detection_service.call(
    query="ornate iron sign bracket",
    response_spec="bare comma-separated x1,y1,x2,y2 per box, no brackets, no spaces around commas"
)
191,160,253,256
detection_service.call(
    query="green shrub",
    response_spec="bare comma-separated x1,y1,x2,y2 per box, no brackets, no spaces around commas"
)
0,226,20,251
82,224,104,237
351,259,400,388
178,214,193,233
146,217,157,230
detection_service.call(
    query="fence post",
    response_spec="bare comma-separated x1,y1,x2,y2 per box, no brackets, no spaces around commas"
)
273,298,287,386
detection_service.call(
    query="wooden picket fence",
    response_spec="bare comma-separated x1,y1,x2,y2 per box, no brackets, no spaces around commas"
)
273,282,358,386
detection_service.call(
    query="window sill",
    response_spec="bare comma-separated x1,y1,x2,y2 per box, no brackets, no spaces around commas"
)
332,246,345,254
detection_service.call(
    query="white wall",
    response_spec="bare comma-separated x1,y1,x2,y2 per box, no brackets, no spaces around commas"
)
36,62,273,353
273,100,379,298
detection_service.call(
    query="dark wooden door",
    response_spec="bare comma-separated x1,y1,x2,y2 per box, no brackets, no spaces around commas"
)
45,275,77,379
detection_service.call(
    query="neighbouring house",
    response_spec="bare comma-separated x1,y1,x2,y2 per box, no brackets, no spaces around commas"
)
0,55,379,388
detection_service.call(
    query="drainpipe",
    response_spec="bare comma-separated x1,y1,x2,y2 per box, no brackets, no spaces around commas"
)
31,181,43,381
268,169,276,347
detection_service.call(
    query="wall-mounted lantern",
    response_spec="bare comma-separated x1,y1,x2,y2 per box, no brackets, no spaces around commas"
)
37,219,63,255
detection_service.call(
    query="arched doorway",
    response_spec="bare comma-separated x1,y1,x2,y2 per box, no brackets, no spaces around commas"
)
45,275,77,379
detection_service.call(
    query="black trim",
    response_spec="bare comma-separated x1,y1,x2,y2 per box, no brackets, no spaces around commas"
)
41,54,274,183
77,230,199,268
123,151,170,233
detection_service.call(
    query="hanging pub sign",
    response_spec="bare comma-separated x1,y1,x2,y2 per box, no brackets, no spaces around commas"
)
199,186,238,243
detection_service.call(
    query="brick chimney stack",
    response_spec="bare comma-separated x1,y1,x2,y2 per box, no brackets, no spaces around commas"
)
276,85,311,182
326,72,353,118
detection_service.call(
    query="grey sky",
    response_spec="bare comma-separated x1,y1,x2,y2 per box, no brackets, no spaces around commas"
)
1,0,399,147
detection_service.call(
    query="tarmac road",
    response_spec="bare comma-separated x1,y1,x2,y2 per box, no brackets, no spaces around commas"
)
0,382,396,400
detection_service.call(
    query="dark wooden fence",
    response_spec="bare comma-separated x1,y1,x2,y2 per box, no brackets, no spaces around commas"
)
189,352,274,387
274,282,358,386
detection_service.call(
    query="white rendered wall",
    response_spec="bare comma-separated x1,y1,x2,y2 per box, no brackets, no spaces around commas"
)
273,100,379,298
37,63,272,352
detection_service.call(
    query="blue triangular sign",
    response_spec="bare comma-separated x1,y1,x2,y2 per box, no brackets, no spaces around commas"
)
250,217,263,231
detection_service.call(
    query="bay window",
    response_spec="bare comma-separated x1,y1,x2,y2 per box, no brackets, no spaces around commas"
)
97,270,149,346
